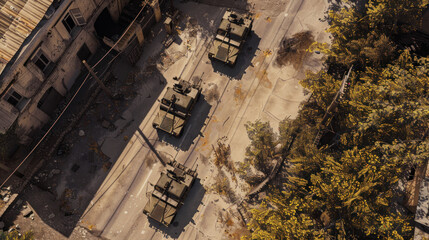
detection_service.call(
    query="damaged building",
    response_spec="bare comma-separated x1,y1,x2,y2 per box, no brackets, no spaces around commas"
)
0,0,169,147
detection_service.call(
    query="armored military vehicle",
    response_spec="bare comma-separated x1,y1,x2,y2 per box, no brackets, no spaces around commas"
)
208,9,253,66
143,161,197,226
152,78,201,137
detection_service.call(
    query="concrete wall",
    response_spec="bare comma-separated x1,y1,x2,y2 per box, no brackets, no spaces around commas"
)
107,0,131,22
14,0,102,140
0,0,116,142
0,0,164,143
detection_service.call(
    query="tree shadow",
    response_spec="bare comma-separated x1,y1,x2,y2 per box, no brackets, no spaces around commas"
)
210,32,261,80
147,178,205,238
156,95,211,151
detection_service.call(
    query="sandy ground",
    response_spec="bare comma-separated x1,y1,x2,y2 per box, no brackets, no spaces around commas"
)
1,0,330,239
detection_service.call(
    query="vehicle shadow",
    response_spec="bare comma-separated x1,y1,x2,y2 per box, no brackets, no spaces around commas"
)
210,32,261,80
156,95,212,152
147,178,206,238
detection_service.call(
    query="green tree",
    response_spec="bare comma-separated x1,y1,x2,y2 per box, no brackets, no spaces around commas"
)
243,1,429,239
311,0,428,69
0,230,34,240
244,120,277,175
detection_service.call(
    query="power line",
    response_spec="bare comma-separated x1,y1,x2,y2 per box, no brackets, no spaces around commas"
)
1,0,152,188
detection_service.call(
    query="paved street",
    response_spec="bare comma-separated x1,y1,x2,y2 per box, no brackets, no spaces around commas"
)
75,0,330,239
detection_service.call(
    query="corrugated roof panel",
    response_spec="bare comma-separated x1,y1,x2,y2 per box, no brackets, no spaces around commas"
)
0,0,53,74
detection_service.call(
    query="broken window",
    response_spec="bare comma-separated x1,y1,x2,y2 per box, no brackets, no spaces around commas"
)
62,8,86,34
34,51,50,71
31,49,55,75
3,88,28,110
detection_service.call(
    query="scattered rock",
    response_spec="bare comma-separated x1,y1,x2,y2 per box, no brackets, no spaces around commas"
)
101,120,111,129
49,169,61,178
15,224,19,229
71,164,80,172
79,130,85,137
3,196,9,202
57,144,70,156
22,208,33,217
48,213,55,219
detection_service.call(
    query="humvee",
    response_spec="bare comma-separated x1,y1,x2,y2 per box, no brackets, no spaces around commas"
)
208,9,253,66
143,161,197,226
152,79,201,137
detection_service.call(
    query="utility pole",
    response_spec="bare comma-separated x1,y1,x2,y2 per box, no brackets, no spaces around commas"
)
136,128,166,166
82,60,114,99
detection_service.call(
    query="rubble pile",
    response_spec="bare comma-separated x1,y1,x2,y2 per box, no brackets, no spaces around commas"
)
0,186,12,204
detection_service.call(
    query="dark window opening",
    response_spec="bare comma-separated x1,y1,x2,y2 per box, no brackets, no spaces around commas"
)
38,87,64,117
62,13,76,33
34,53,50,71
77,43,91,61
94,8,119,39
7,95,20,106
6,91,22,106
4,88,27,110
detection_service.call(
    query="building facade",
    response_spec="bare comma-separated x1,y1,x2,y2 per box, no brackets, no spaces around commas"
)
0,0,166,144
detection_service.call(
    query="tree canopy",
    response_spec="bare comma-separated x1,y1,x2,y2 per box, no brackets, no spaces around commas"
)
244,0,429,239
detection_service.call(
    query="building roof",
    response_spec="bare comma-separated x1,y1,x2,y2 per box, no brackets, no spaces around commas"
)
0,0,53,75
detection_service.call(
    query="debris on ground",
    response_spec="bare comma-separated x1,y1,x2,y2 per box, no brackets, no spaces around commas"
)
204,83,220,103
21,207,33,217
276,31,314,68
78,130,85,137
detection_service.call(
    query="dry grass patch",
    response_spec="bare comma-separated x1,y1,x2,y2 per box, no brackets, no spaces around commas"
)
211,171,237,203
212,137,235,173
276,31,314,68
